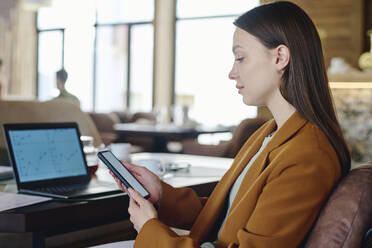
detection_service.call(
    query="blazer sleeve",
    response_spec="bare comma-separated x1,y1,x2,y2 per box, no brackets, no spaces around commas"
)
225,149,340,248
133,182,208,248
157,181,208,229
135,218,199,247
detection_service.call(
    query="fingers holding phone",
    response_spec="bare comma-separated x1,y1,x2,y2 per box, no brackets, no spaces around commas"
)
122,161,162,201
120,161,162,204
98,153,162,204
111,161,162,205
127,187,158,232
98,151,150,199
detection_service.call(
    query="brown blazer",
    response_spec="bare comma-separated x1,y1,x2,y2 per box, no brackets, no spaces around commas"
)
134,112,341,248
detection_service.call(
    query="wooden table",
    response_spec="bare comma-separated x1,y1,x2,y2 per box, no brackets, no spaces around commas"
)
0,153,233,248
114,123,233,152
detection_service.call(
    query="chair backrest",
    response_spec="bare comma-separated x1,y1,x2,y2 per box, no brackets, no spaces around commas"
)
130,112,156,123
0,99,102,148
304,162,372,248
88,112,120,133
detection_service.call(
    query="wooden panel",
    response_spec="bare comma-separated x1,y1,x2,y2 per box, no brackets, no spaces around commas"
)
260,0,363,69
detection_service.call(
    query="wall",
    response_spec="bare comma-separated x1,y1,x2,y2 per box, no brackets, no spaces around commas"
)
261,0,363,69
332,87,372,164
0,0,37,99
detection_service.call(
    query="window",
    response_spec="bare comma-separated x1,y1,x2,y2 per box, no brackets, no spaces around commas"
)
95,25,129,112
94,0,154,112
177,0,257,18
96,0,153,24
37,30,64,101
129,24,154,112
175,0,259,126
94,23,153,112
37,0,154,112
64,26,95,110
38,0,96,110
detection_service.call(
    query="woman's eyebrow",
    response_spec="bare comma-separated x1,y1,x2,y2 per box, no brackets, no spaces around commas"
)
232,45,244,53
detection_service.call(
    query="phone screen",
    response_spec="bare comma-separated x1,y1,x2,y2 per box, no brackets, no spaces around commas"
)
98,151,149,198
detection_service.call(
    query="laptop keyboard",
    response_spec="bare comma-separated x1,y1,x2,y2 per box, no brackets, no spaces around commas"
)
35,182,89,195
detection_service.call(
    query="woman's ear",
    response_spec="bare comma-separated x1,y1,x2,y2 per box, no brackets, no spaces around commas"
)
274,44,290,72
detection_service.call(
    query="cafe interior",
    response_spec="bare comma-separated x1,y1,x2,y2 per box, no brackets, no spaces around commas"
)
0,0,371,247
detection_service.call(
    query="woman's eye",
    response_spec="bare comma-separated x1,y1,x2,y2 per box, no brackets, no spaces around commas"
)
235,57,244,62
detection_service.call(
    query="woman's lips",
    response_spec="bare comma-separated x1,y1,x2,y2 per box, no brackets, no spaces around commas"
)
236,85,244,93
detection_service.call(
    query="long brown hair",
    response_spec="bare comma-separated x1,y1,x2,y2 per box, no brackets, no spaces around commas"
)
234,1,350,176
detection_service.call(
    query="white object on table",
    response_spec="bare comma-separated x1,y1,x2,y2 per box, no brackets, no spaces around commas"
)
133,158,166,177
109,143,131,162
0,165,13,179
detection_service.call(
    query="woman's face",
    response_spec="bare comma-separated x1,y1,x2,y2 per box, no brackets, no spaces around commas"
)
229,27,281,107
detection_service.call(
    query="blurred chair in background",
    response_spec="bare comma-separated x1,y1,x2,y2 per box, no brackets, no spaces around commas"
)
88,112,121,146
182,117,268,158
89,111,156,152
129,112,156,123
112,111,156,124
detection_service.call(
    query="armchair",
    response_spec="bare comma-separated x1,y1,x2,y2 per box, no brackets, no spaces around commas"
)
88,112,121,146
89,111,156,151
304,162,372,248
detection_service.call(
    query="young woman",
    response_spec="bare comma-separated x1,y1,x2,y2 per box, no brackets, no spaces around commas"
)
105,1,350,247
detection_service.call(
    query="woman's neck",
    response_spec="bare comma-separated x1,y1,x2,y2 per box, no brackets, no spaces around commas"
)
267,90,296,129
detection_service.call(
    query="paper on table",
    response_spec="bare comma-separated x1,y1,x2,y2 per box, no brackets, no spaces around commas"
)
0,192,51,212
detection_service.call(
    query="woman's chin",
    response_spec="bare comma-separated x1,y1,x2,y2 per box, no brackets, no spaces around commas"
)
242,97,254,106
242,96,263,107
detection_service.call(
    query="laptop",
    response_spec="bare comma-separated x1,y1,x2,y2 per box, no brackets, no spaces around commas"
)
2,122,120,199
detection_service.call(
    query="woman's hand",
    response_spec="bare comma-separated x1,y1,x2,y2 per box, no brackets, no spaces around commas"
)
128,187,158,232
109,161,162,205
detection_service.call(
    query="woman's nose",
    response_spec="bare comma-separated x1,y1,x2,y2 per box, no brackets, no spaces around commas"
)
229,65,238,80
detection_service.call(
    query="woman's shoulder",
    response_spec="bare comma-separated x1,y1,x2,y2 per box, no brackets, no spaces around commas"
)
257,114,335,156
292,121,334,153
270,121,340,176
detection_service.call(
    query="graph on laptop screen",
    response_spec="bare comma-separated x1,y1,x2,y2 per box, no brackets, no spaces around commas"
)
8,128,87,182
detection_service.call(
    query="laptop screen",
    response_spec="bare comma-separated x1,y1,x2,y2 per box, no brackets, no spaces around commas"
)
8,127,87,183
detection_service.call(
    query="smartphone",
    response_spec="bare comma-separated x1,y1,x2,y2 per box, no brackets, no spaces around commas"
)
97,150,150,199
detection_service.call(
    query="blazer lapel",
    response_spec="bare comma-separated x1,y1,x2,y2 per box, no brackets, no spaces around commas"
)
189,119,276,244
263,112,307,157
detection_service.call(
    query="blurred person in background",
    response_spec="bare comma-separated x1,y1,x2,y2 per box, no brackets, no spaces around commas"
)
53,68,80,107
